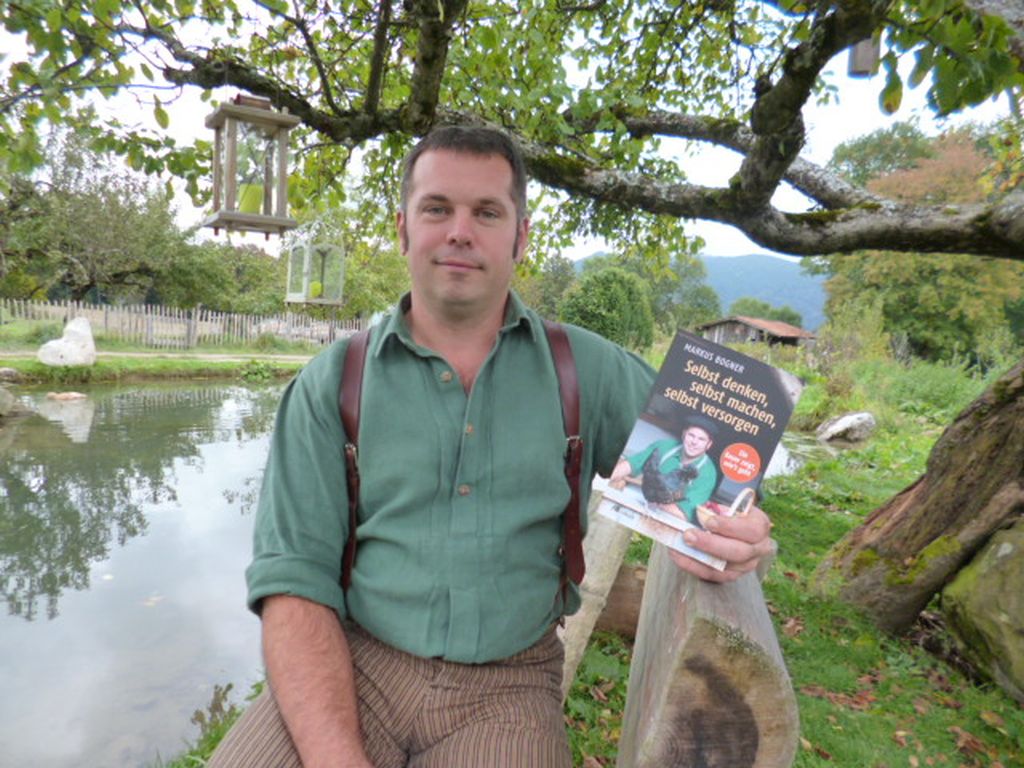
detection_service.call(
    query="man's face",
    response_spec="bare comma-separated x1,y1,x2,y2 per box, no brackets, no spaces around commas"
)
396,149,529,318
681,426,712,459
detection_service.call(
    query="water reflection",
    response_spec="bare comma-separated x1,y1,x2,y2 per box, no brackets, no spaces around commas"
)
0,382,283,768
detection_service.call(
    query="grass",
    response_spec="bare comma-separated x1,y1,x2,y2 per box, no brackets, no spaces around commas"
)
0,320,309,383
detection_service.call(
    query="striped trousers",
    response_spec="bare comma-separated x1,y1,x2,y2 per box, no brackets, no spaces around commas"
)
208,622,572,767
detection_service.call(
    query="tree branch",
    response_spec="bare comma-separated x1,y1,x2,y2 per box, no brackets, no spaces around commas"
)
736,1,889,209
404,0,469,131
617,110,884,209
364,0,393,114
512,127,1022,260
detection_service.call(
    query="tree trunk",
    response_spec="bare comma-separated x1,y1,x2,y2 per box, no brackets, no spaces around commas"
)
618,545,798,768
812,358,1024,633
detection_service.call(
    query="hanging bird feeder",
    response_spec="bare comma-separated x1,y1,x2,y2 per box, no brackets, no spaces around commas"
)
202,95,301,236
848,37,881,78
285,239,345,306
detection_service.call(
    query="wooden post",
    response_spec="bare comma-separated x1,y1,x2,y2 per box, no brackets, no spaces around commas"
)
212,127,223,211
617,545,798,768
225,118,238,212
276,127,290,219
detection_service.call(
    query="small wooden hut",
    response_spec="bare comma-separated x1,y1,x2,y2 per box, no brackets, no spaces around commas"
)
697,316,815,348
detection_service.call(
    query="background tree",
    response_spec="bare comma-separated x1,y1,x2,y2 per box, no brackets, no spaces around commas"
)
581,247,719,333
671,281,722,332
514,253,578,320
809,126,1024,362
559,267,655,351
727,297,803,328
826,120,935,186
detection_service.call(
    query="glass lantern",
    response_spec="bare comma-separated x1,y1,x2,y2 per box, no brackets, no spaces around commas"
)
285,241,345,306
202,95,301,236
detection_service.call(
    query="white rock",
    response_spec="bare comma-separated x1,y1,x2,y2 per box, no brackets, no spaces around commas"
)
816,411,877,443
37,316,97,367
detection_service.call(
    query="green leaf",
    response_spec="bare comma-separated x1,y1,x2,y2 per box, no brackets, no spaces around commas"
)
45,8,62,34
880,71,903,114
908,47,933,89
154,102,170,129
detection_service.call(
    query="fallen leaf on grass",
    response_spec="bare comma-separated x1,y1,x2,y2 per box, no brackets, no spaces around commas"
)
799,684,876,711
582,756,605,768
893,730,909,747
980,710,1006,732
799,737,832,760
912,697,931,715
783,616,805,637
947,726,987,757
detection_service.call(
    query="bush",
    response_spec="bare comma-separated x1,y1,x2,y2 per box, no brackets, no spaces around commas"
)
558,267,655,351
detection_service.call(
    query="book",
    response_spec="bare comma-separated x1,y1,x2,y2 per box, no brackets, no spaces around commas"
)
595,329,804,569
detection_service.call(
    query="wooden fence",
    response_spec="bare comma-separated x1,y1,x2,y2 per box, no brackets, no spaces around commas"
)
0,298,367,349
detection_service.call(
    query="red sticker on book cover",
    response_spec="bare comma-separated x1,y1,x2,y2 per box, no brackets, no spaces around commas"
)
719,443,761,482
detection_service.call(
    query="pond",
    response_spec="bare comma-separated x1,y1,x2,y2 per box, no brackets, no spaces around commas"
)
0,381,283,768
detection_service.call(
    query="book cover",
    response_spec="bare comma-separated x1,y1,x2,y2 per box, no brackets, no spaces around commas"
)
595,329,804,569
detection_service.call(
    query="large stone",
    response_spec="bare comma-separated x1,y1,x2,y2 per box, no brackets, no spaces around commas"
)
816,411,876,443
942,520,1024,703
0,367,21,383
37,316,97,367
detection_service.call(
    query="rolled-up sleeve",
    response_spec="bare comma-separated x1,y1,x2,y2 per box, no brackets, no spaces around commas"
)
246,347,349,621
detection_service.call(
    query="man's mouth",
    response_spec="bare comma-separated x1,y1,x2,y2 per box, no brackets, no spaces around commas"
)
435,257,481,271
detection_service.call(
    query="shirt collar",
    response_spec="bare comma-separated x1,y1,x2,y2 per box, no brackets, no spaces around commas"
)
372,290,539,357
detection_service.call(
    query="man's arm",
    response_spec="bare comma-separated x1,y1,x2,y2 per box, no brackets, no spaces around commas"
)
262,594,373,768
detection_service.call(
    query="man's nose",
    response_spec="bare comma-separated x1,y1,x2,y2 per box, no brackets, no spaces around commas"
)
447,208,473,245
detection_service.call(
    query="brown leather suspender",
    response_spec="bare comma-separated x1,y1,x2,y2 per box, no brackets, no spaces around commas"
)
337,321,585,596
543,320,585,590
339,328,370,591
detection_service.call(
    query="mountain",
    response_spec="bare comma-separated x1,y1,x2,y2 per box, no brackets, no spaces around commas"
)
699,254,827,331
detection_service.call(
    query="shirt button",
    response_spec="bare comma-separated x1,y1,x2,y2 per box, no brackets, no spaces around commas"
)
440,371,453,383
465,423,474,435
458,484,471,496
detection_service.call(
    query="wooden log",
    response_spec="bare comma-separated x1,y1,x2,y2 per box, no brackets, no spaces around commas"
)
559,497,633,699
618,544,798,768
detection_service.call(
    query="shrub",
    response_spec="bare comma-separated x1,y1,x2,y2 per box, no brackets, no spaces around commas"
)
559,267,655,351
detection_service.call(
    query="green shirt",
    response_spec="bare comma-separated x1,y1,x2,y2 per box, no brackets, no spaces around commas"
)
247,292,654,663
626,438,717,522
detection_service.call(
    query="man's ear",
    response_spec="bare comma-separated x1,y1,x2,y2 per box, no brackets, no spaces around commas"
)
395,211,408,253
513,217,531,263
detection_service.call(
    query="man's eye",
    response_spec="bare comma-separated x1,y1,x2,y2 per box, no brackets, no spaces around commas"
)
478,209,500,220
